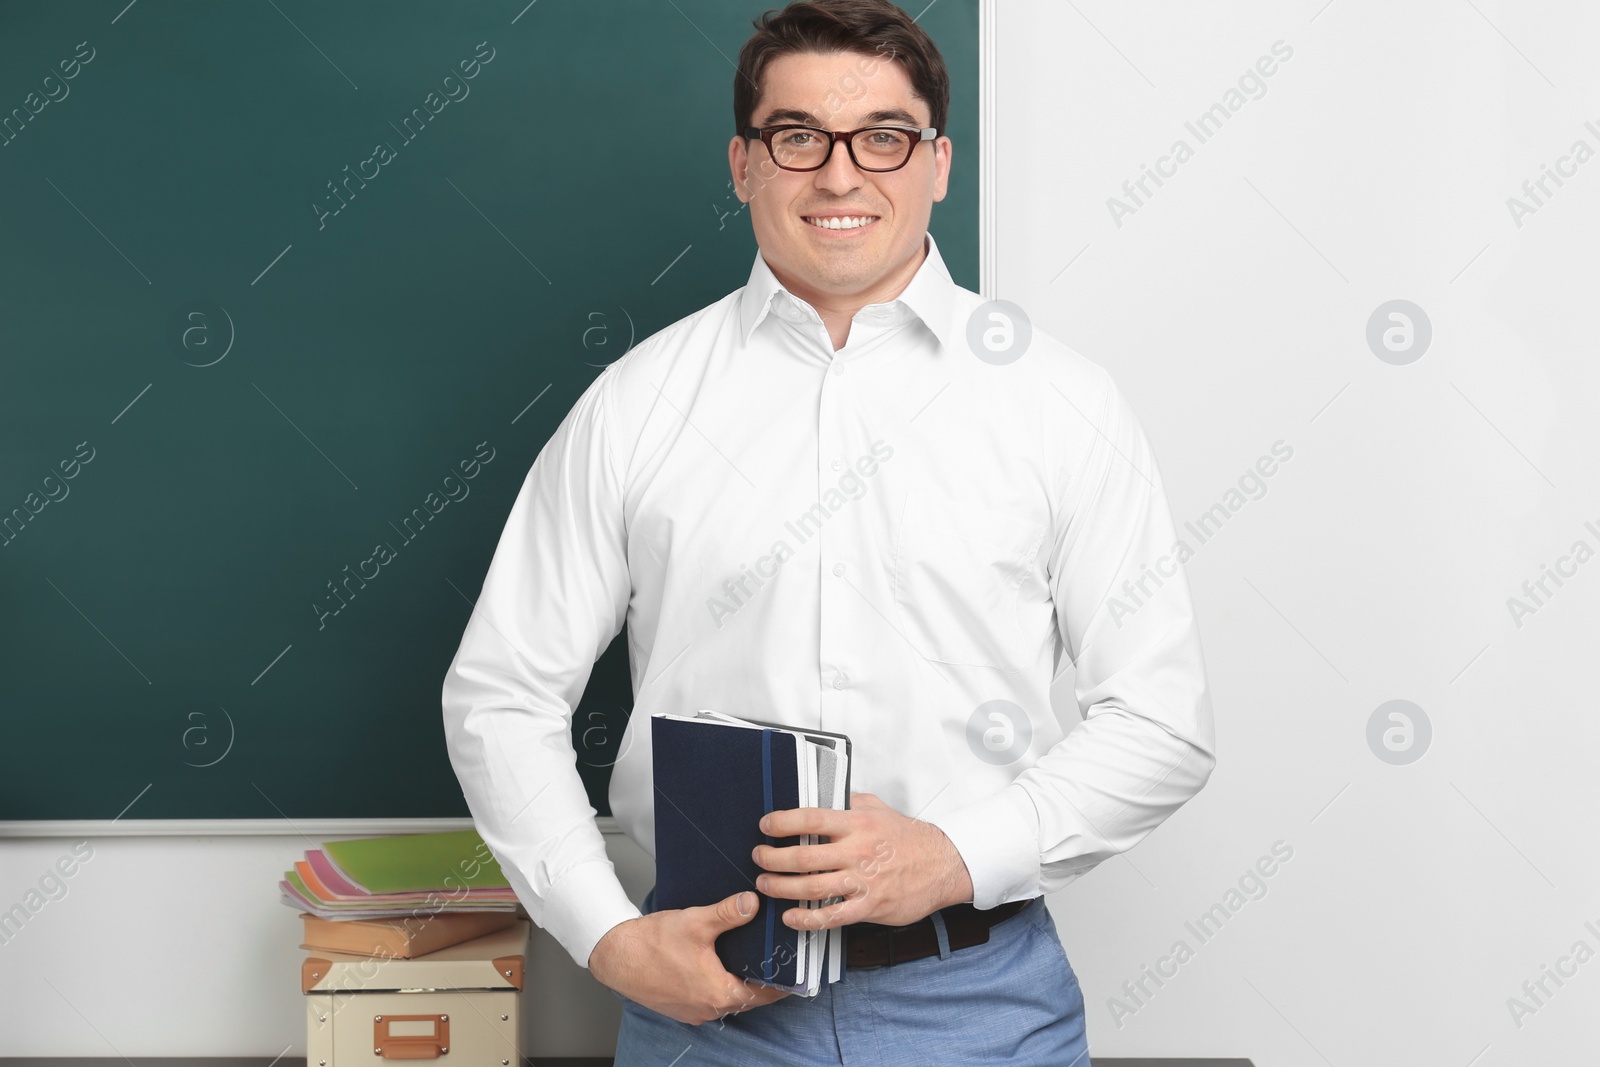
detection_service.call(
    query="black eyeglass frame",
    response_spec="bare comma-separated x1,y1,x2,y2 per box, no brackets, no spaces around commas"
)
741,124,939,173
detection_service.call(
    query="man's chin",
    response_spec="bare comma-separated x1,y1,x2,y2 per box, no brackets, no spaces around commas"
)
801,256,884,291
796,233,882,265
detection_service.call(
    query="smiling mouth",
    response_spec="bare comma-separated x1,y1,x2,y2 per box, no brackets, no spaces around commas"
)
803,215,879,230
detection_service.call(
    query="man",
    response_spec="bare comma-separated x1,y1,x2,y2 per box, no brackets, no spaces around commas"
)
441,2,1215,1063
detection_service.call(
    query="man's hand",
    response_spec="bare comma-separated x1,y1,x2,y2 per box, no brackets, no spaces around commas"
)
587,890,791,1025
752,792,975,930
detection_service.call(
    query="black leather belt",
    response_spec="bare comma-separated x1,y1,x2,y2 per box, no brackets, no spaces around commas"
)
846,898,1034,969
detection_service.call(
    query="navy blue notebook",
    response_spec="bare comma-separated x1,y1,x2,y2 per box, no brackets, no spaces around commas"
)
651,712,851,993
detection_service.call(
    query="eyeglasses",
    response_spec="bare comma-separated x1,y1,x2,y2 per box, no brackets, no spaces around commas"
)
742,124,938,173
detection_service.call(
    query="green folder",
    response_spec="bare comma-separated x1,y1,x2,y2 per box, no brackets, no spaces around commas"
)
323,828,510,894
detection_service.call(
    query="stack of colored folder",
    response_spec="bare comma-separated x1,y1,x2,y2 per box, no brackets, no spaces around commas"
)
280,828,520,921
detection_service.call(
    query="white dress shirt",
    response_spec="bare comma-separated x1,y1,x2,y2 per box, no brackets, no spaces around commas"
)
441,231,1215,970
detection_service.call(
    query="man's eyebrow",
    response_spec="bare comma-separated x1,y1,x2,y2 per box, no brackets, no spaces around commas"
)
756,106,923,127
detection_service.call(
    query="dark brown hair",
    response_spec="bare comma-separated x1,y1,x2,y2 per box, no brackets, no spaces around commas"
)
733,0,950,137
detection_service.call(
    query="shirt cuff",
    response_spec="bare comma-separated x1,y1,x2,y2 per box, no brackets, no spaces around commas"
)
538,859,644,970
927,783,1041,910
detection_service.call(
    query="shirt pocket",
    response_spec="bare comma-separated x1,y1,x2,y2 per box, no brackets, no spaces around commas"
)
892,487,1046,670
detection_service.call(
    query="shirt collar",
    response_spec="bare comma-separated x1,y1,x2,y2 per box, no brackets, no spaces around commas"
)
737,230,960,354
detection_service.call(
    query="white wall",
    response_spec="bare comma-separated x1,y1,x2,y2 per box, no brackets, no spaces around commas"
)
993,1,1598,1064
5,1,1597,1063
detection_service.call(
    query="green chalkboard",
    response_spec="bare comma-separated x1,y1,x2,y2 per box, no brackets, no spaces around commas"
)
0,0,979,821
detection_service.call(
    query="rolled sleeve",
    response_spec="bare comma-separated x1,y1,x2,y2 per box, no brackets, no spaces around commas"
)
441,363,641,969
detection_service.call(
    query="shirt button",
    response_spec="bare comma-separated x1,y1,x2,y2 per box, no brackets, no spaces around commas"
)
833,672,848,689
832,562,845,577
831,457,844,471
831,361,844,376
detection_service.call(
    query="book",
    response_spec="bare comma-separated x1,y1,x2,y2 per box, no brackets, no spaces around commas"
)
298,909,520,958
321,828,511,893
651,710,852,996
278,828,520,921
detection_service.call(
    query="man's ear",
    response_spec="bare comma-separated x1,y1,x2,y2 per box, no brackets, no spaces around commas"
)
729,135,751,203
931,135,953,203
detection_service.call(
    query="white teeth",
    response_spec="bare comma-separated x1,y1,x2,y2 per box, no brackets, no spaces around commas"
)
805,215,876,230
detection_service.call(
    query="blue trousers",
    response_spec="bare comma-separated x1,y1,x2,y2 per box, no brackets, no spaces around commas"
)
612,889,1089,1066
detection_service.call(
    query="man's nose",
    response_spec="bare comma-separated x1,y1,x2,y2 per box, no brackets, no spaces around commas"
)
813,136,867,194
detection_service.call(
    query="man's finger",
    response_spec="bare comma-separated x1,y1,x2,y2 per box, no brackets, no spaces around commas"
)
765,858,878,897
698,890,760,935
758,869,867,904
783,897,855,931
751,839,844,872
710,972,793,1024
761,805,852,837
725,978,791,1012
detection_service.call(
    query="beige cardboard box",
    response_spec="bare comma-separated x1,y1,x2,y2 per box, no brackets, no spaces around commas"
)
303,918,529,1065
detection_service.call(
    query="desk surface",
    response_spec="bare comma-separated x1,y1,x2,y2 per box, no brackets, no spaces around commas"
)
0,1055,1254,1062
0,1060,1255,1066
